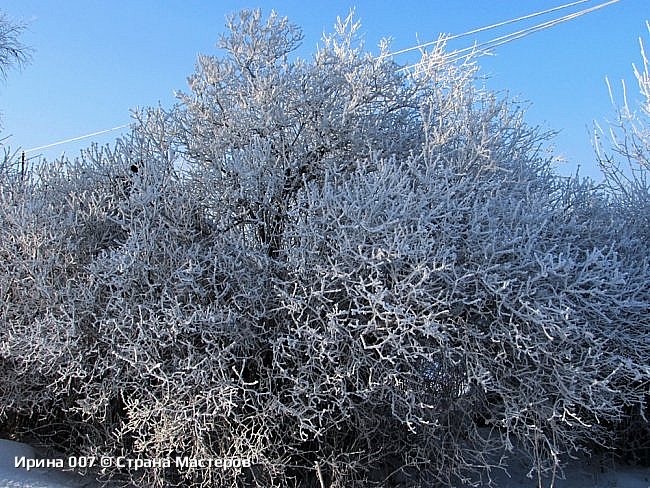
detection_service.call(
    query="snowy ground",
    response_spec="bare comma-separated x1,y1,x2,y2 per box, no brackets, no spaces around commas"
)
1,437,648,487
485,454,650,488
0,439,101,488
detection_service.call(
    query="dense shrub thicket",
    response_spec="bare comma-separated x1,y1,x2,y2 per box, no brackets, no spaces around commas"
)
1,10,648,487
593,20,650,464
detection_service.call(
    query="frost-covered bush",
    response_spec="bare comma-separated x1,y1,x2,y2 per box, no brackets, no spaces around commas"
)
596,21,650,241
1,10,649,487
594,21,650,464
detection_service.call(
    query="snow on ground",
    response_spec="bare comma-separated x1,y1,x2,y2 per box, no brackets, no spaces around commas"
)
0,439,101,488
1,437,649,487
486,453,650,488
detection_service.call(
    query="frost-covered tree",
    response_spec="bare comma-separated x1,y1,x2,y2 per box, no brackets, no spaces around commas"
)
173,10,434,262
0,11,29,80
1,10,648,488
0,10,30,172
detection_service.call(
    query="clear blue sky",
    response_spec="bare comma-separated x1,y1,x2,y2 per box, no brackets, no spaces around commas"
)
1,0,647,180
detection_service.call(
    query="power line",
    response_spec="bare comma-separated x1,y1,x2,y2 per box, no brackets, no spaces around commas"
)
400,0,622,73
23,124,130,154
21,0,622,155
467,0,622,55
382,0,592,60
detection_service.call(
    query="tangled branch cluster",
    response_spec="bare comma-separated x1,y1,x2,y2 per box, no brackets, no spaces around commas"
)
0,10,648,487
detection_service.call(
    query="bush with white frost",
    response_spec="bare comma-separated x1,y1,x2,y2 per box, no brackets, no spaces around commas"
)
1,10,648,487
594,20,650,464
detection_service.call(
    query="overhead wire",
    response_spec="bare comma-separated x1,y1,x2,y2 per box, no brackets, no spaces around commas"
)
21,0,622,155
399,0,622,73
23,124,130,154
381,0,592,60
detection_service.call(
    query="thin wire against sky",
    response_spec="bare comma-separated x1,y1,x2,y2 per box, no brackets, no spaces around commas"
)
22,0,622,156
